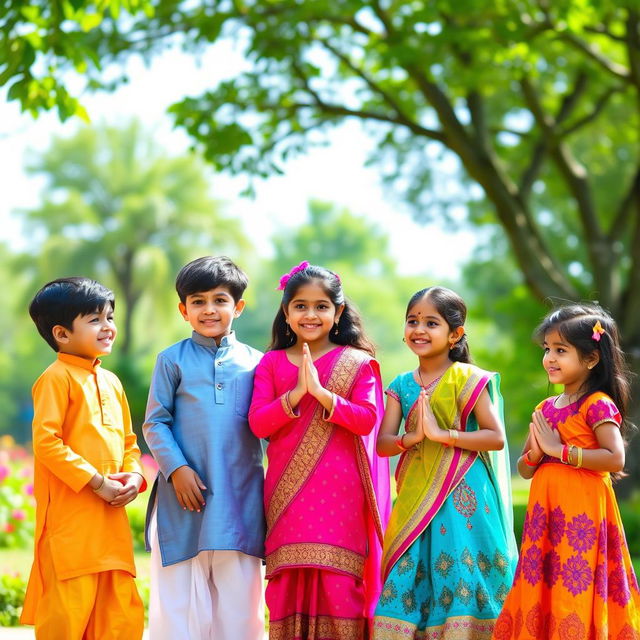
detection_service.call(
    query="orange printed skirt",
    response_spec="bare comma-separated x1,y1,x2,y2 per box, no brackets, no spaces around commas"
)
493,463,640,640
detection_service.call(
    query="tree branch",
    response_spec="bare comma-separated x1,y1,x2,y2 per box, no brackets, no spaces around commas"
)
519,141,547,199
289,99,447,143
558,32,630,82
609,167,640,242
319,38,433,140
624,9,640,88
557,86,621,138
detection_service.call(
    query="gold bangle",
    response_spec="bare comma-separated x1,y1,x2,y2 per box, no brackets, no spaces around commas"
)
576,447,583,469
396,434,409,451
92,475,105,492
449,429,459,445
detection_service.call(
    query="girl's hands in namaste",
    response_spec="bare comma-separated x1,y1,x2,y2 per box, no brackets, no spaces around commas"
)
289,349,308,407
303,342,324,399
419,390,448,444
527,419,545,464
530,410,562,458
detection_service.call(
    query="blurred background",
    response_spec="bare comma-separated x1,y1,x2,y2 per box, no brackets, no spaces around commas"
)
1,0,639,626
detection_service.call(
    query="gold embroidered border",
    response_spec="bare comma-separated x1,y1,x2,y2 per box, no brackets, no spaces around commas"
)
355,437,384,542
266,543,365,579
267,349,367,532
269,613,365,640
372,615,495,640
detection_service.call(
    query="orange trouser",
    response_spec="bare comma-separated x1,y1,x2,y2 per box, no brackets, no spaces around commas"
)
34,537,144,640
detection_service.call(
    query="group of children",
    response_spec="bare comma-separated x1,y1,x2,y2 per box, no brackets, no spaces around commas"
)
19,256,640,639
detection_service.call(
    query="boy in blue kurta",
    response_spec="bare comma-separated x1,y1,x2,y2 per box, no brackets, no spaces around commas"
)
143,256,265,640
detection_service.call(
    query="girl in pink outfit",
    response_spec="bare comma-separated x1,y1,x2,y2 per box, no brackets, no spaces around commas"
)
249,262,391,640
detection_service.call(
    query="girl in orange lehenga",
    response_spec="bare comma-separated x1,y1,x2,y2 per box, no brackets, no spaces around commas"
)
493,304,640,640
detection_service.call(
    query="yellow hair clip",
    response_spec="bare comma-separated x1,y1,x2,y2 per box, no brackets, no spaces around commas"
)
591,320,605,342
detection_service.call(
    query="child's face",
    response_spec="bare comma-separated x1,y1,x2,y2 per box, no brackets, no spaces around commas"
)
542,329,596,395
53,305,117,361
404,297,462,359
284,280,343,348
179,287,245,344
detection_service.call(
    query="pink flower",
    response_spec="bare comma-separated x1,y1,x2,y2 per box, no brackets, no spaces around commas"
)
3,523,15,534
277,261,310,290
141,454,158,471
11,509,26,521
24,483,34,496
20,466,32,478
0,465,9,483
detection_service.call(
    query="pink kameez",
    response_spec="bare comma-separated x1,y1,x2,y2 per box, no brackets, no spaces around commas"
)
249,346,391,640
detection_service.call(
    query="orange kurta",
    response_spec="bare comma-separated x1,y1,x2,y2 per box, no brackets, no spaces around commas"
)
21,352,145,624
494,392,640,640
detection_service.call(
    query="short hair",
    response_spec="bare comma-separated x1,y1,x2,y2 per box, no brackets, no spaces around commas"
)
175,256,248,303
29,277,115,351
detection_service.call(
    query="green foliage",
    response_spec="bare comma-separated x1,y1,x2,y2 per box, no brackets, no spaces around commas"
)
0,1,153,119
0,573,26,626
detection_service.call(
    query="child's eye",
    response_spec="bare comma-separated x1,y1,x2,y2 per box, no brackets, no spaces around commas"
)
558,348,565,354
427,321,438,327
543,347,550,353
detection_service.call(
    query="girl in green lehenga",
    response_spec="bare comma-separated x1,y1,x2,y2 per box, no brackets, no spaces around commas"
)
372,287,518,640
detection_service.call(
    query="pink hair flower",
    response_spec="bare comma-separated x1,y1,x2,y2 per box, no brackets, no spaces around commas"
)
592,320,605,342
277,261,310,290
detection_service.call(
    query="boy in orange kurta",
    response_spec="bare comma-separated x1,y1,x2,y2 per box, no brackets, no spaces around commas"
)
20,277,147,640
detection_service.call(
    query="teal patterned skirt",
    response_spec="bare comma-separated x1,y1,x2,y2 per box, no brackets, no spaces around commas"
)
373,458,517,639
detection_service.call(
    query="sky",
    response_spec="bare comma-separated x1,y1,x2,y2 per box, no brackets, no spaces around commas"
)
0,38,476,277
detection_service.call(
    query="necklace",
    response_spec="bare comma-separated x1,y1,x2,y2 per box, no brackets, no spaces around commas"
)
416,368,427,388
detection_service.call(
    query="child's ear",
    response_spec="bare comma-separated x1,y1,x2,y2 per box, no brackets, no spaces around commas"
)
178,302,189,321
52,324,71,345
234,299,246,317
450,326,465,344
587,352,600,370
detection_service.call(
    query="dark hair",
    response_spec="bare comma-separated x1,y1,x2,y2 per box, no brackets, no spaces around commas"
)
534,304,633,442
29,277,115,352
175,256,248,303
405,286,471,363
268,263,375,356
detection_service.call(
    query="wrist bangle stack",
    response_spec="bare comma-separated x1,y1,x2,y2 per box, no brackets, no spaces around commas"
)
560,444,570,464
576,447,584,469
92,475,105,492
396,434,408,451
449,429,459,446
523,450,540,467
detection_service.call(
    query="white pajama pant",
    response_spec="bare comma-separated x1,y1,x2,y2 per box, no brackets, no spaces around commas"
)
148,508,265,640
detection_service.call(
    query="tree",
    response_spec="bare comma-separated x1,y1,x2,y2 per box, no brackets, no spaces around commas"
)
16,120,247,358
4,1,640,482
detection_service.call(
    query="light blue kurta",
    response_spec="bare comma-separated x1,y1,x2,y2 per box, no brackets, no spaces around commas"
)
143,331,265,566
